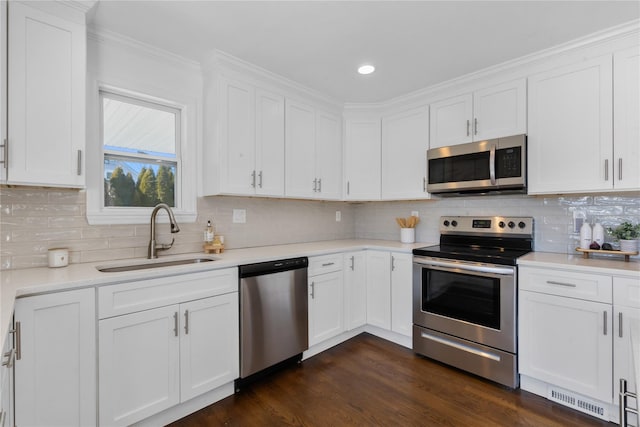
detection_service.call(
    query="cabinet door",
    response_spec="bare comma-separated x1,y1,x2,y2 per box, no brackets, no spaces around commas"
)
614,303,639,425
381,106,430,200
429,94,473,148
255,89,285,196
99,305,180,426
390,252,413,337
613,46,640,190
473,79,527,141
344,119,381,200
315,110,342,200
180,293,239,402
7,2,85,187
344,251,367,330
309,271,344,346
528,55,613,194
519,290,612,402
14,288,96,427
285,99,316,198
366,251,391,330
219,78,256,195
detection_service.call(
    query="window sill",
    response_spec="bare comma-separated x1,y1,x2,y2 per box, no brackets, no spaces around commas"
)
86,208,197,225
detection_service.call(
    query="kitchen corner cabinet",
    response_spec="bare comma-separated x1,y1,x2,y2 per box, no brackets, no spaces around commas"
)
429,79,526,149
14,288,96,427
381,106,430,200
344,118,381,200
98,269,239,426
613,46,640,191
215,78,285,197
308,254,345,346
343,251,367,330
390,252,413,337
528,55,614,194
5,2,86,187
285,100,342,200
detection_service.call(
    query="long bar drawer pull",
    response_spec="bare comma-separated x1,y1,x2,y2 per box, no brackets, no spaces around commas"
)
321,262,335,267
421,331,501,362
546,280,577,288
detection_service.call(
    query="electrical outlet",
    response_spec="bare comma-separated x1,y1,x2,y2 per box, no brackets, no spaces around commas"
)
411,211,419,217
232,209,246,224
336,211,341,222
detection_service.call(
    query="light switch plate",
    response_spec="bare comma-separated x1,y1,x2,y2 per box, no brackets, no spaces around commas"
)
233,209,246,224
411,211,419,217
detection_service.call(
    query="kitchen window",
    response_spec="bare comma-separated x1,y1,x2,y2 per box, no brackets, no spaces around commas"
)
86,86,197,225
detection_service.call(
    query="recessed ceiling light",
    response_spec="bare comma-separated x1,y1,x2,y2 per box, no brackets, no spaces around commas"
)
358,64,375,75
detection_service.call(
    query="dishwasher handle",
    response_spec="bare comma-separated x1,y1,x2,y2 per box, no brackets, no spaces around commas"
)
239,257,308,278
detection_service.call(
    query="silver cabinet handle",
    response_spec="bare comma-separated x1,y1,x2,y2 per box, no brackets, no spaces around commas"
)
251,170,256,188
347,181,350,195
313,178,318,192
0,138,7,167
466,119,470,137
603,311,608,335
317,178,322,193
184,310,189,335
258,171,263,188
604,159,609,181
310,281,315,299
15,321,21,361
546,280,577,288
1,349,14,368
423,177,426,192
321,262,334,267
350,256,354,270
489,144,496,185
619,312,623,338
474,118,478,135
173,312,179,337
77,149,82,176
391,256,396,271
619,158,622,181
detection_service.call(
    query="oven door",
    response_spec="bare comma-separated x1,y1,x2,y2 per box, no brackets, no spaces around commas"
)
412,257,516,352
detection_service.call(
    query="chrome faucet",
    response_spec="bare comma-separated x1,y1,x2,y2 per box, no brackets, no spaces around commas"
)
148,203,180,259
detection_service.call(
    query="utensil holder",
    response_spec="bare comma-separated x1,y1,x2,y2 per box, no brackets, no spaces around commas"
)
400,228,415,243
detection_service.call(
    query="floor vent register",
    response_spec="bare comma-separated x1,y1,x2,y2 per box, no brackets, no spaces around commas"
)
547,386,608,421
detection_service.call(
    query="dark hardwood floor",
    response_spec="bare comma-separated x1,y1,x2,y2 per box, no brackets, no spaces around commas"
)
170,333,613,426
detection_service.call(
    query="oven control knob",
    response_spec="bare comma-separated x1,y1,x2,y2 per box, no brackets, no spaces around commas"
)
508,221,515,229
451,220,458,227
498,221,505,228
518,221,526,229
443,220,450,227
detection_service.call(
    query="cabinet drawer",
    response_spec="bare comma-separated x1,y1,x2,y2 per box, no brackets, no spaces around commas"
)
308,254,343,276
614,276,640,308
99,268,238,319
519,267,612,303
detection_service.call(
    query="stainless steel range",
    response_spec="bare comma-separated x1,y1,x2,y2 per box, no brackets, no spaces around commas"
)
412,216,534,388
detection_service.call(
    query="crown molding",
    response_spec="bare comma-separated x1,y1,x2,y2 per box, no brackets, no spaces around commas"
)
88,27,202,72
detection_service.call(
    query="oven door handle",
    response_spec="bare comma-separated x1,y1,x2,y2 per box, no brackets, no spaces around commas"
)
414,258,514,275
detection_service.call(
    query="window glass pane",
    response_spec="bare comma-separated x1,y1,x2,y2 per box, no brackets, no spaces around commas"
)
103,96,177,158
104,155,176,207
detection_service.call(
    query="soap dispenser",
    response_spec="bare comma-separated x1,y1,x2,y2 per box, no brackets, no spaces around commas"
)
580,222,592,249
592,222,604,247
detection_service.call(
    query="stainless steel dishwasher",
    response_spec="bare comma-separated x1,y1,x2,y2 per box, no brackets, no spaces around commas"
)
237,257,308,387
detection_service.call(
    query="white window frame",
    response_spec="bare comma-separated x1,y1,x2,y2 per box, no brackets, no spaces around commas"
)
86,83,197,225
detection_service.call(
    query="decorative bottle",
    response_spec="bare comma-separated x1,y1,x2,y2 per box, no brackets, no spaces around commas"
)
579,223,592,250
592,223,604,247
204,220,214,244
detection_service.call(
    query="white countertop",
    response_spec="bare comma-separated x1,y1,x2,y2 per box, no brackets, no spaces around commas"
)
0,239,428,340
518,251,640,277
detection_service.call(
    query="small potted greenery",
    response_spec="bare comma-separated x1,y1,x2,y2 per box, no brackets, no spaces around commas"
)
607,222,640,252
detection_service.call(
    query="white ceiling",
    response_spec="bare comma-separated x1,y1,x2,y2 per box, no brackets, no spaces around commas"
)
88,1,640,103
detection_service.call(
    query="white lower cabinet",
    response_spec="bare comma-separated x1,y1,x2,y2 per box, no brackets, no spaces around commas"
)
365,251,413,336
0,322,14,427
308,254,345,347
98,269,239,427
519,265,640,423
14,288,96,427
343,251,367,330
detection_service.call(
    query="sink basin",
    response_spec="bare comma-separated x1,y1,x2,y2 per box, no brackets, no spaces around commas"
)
97,257,215,273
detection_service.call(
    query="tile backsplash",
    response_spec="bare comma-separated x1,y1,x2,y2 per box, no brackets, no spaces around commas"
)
1,186,638,270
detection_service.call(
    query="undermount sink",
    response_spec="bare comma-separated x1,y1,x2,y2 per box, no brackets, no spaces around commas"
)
97,257,216,273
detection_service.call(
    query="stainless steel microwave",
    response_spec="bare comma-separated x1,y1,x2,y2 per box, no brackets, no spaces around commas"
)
427,134,526,195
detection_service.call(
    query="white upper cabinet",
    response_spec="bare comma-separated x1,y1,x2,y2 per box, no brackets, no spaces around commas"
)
285,99,342,200
528,55,613,194
429,79,526,148
214,78,285,197
5,2,86,187
344,118,381,200
381,106,429,200
613,46,640,191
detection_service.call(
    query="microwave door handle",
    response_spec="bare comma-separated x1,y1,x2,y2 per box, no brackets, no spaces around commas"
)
489,144,496,185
